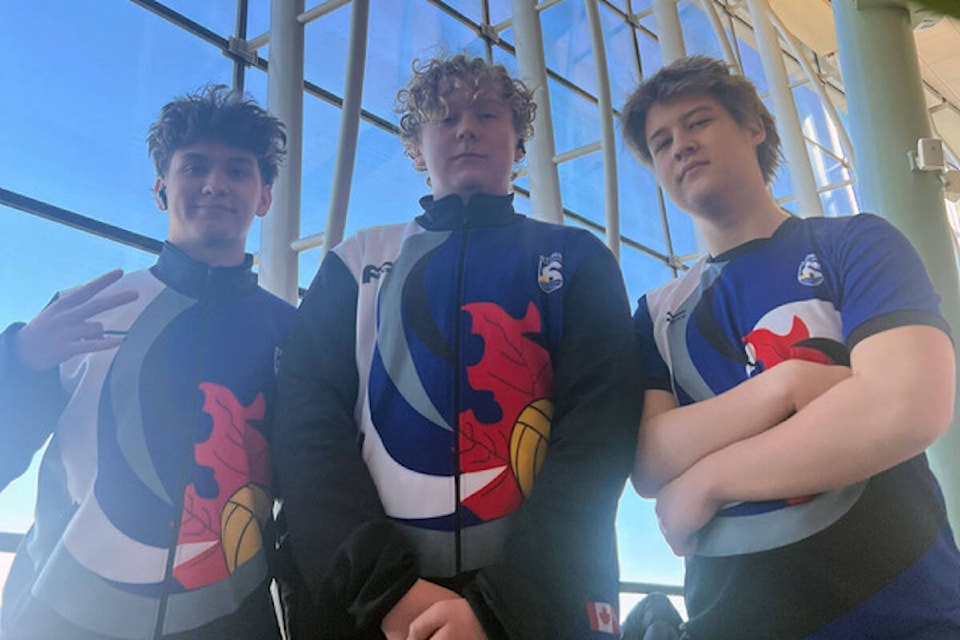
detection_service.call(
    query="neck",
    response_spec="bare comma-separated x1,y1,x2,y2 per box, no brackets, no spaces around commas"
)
693,184,788,256
168,240,246,268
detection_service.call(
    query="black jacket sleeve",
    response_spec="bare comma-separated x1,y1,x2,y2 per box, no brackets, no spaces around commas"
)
272,253,419,637
0,323,66,491
468,243,645,639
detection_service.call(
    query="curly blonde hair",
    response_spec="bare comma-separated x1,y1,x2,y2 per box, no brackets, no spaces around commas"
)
395,54,536,163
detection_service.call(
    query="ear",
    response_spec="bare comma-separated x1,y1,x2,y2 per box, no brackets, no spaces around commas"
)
410,145,427,172
255,184,273,218
745,114,767,146
153,177,167,211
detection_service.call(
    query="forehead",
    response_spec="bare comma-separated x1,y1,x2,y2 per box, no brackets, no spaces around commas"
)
170,140,258,164
645,94,723,139
437,80,508,109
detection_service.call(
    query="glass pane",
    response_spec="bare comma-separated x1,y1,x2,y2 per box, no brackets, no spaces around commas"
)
663,191,700,258
602,4,643,110
557,154,605,230
0,1,233,241
541,1,599,97
441,0,482,23
157,0,238,36
617,487,685,586
550,80,601,156
360,2,487,126
247,0,270,42
619,147,670,256
619,245,676,310
304,1,351,96
488,0,511,29
678,0,727,60
637,23,663,78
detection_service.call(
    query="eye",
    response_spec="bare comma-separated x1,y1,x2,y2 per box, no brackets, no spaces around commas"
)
229,166,253,180
652,137,671,154
182,163,207,176
690,117,712,129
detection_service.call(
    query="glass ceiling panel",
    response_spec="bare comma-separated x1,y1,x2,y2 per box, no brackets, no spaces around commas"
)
360,2,487,125
156,0,238,36
0,0,233,242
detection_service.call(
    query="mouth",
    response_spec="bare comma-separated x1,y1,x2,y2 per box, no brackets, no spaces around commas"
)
191,204,234,215
679,161,708,182
452,153,484,161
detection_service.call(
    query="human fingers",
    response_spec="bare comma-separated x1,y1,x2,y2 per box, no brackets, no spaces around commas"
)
60,336,125,360
406,603,446,640
62,289,139,323
56,269,125,308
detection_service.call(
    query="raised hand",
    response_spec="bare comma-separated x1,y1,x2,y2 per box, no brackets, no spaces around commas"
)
14,269,139,371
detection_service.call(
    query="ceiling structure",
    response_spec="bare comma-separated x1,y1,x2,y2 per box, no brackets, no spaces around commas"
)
757,0,960,165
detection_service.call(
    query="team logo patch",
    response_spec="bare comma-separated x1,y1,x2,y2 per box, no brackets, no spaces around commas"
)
586,601,620,635
797,253,824,287
538,252,563,293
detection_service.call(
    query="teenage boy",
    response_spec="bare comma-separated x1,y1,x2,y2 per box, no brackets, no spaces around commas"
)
273,54,642,639
0,86,295,639
622,55,960,638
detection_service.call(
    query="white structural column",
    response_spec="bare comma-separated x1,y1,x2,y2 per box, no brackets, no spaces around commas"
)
261,0,305,303
584,0,620,258
323,0,369,255
510,0,563,224
745,0,824,217
652,0,686,63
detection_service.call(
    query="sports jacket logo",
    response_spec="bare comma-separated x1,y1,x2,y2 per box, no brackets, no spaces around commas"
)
797,253,824,287
362,261,393,283
665,309,687,324
538,252,563,293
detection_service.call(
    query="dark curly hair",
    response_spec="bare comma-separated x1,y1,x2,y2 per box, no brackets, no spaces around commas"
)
395,54,536,163
147,85,287,185
621,56,783,184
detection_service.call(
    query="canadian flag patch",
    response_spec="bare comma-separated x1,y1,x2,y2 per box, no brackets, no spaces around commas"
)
586,601,620,634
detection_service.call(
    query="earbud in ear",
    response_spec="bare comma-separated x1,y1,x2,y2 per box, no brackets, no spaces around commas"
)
158,187,168,209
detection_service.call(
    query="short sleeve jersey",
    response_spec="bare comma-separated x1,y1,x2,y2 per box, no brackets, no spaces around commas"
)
634,214,960,639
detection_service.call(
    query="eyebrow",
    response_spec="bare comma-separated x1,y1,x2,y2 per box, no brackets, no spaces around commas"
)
646,104,716,146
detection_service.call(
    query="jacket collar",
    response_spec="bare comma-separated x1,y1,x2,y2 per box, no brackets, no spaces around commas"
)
151,241,258,299
415,192,522,230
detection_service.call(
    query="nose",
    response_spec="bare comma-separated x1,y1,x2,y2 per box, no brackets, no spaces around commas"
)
202,167,229,195
457,113,479,141
672,132,697,160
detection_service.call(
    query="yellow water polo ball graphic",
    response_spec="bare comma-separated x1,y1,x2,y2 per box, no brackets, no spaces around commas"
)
509,398,554,498
221,483,273,573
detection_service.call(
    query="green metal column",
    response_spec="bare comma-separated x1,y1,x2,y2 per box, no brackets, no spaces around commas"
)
833,0,960,542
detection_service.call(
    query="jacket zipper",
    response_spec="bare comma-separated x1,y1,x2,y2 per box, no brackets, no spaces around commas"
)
452,216,469,575
152,268,212,639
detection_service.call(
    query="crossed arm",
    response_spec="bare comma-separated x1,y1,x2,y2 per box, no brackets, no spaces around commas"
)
636,325,955,555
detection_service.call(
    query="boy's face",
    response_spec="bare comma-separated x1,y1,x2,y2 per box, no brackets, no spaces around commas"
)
644,94,765,215
411,83,523,201
154,140,272,266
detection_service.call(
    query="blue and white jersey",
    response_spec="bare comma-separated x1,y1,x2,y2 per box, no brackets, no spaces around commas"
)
635,214,960,639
